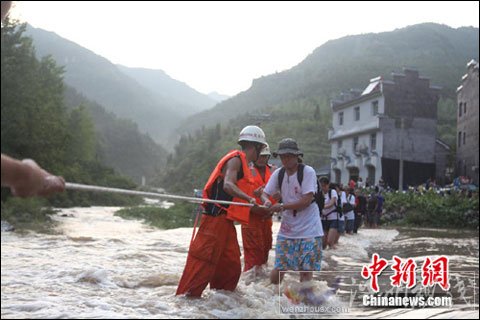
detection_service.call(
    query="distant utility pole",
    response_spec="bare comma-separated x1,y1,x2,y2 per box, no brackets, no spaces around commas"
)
398,117,404,191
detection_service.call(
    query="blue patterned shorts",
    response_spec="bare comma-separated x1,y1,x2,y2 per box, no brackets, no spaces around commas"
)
274,236,322,271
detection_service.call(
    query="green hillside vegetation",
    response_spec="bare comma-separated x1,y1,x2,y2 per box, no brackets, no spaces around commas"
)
158,95,457,194
1,18,141,211
179,24,478,136
10,21,477,197
115,202,197,230
160,23,478,194
382,190,478,229
63,86,167,184
153,97,332,194
436,97,458,148
26,25,182,145
208,91,230,102
116,65,217,115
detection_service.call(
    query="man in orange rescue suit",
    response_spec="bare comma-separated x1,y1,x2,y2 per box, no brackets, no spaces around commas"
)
176,125,268,297
241,143,277,274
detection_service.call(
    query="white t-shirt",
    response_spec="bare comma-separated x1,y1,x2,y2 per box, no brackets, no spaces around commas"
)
339,191,347,221
340,191,347,204
322,189,339,221
264,165,323,239
344,194,356,220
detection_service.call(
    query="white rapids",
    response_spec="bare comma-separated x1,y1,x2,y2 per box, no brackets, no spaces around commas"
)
1,206,477,318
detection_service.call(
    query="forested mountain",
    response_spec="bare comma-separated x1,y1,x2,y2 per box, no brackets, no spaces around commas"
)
178,23,478,135
25,25,184,146
9,20,477,195
207,91,230,102
116,65,217,115
1,18,142,206
158,23,478,194
154,98,332,194
63,86,167,184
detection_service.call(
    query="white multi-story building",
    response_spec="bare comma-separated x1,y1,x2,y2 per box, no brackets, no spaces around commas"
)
329,68,445,189
329,84,384,186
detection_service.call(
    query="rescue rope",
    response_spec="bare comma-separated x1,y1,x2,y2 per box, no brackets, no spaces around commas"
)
65,182,261,208
190,205,203,246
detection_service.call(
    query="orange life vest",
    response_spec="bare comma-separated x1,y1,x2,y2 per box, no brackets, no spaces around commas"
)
252,164,275,204
202,150,254,225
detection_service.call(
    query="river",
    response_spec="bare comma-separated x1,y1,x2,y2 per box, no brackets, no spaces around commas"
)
1,206,478,318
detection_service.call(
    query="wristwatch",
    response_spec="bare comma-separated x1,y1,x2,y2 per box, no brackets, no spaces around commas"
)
280,203,285,211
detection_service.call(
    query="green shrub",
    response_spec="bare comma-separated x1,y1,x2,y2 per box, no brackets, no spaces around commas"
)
383,191,478,229
1,197,59,233
115,202,199,229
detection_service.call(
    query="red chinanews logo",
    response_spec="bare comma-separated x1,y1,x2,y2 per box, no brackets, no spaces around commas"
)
361,254,450,292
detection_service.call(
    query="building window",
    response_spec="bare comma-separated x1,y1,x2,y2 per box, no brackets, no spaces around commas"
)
353,136,359,153
372,100,379,115
459,102,462,117
463,132,466,145
338,112,344,126
338,140,343,149
464,102,467,115
458,131,462,147
370,133,377,151
367,166,375,186
334,169,341,184
354,106,360,121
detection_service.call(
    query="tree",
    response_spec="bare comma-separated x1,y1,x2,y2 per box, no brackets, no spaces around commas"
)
314,103,320,121
1,18,141,206
67,105,96,163
1,18,68,172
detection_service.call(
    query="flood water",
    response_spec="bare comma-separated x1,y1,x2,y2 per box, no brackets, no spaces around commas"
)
1,206,478,318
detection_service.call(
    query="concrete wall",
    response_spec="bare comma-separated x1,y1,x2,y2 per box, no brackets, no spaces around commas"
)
383,69,439,120
381,69,440,164
457,61,479,185
435,141,451,186
381,117,437,164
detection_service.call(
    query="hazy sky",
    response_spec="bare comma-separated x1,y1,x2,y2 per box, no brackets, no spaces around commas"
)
9,1,480,97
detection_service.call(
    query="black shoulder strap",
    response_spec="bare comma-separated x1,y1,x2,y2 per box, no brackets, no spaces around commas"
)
278,167,286,192
278,163,305,192
297,163,305,186
329,189,337,209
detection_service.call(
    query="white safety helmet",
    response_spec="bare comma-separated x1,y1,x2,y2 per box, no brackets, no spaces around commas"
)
260,143,271,156
238,125,267,146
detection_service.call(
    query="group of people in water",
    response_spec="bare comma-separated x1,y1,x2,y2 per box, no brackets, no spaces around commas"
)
176,125,385,298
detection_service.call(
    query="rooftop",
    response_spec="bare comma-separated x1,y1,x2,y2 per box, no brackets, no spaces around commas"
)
331,68,440,110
